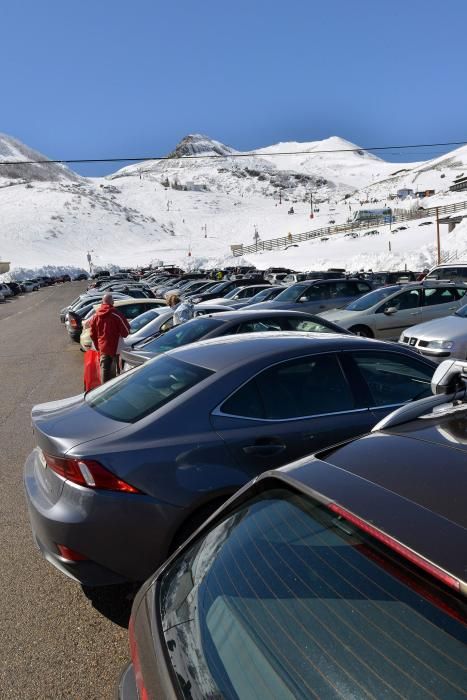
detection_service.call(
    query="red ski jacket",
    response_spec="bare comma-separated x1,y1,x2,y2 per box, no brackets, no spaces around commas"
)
90,304,130,356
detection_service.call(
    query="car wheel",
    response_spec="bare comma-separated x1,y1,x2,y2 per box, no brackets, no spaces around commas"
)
349,324,374,338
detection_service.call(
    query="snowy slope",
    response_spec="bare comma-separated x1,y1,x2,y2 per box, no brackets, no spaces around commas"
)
1,131,467,278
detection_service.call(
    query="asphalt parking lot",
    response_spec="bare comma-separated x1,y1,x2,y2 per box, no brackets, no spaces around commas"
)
0,283,128,700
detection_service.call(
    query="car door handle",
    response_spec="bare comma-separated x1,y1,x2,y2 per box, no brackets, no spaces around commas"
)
242,442,286,456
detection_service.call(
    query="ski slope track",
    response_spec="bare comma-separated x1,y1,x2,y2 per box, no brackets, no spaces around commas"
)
1,132,467,278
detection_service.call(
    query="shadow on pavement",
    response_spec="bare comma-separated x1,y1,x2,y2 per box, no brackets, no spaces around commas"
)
81,582,140,628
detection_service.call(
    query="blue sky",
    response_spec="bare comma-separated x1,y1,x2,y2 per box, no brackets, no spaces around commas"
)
2,0,466,175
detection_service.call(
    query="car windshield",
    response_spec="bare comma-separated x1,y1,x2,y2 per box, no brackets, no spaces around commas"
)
454,304,467,318
207,281,230,294
86,355,212,423
346,285,400,311
136,317,223,354
273,284,307,302
250,288,280,303
161,487,467,700
129,308,164,333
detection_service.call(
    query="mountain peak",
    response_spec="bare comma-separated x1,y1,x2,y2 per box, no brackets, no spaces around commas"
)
0,133,79,182
168,134,237,158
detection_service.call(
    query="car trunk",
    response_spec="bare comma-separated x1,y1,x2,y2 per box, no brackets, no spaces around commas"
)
32,394,128,456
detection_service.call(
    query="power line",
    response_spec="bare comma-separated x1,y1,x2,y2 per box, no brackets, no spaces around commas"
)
0,139,467,167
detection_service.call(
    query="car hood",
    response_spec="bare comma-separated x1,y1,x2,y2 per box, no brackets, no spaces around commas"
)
318,308,360,325
404,314,467,341
32,392,127,454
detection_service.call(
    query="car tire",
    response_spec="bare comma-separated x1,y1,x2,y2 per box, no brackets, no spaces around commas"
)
349,324,374,338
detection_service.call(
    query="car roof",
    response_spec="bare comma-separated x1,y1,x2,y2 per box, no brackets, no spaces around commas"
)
264,412,467,584
169,331,403,372
93,298,166,309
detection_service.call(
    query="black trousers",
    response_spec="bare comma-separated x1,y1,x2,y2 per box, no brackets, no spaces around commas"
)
100,354,117,383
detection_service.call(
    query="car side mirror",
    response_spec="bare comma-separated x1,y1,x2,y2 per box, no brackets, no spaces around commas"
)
384,306,397,315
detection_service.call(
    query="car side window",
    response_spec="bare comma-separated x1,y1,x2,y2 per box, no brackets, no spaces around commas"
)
349,351,432,407
299,284,328,302
282,318,337,333
121,305,144,319
221,354,355,419
329,281,353,297
456,287,467,298
357,282,371,293
236,319,282,333
423,287,456,306
376,289,421,313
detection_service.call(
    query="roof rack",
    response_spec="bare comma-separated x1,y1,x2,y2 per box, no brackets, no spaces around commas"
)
372,360,467,431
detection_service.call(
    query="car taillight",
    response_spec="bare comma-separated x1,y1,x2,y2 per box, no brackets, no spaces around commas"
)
43,452,142,494
129,615,150,700
328,502,461,592
69,317,78,328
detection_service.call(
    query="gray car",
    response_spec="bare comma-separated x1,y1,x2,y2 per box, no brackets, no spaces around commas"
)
24,333,435,586
319,282,467,339
120,309,351,369
119,360,467,700
248,278,372,314
399,302,467,361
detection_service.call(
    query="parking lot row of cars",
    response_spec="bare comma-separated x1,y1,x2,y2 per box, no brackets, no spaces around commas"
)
0,273,80,301
24,266,467,698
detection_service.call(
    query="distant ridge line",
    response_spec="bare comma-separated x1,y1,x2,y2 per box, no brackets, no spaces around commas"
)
1,140,467,167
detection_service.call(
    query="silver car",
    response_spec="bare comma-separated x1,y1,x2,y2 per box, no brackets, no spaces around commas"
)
319,282,467,340
399,302,467,361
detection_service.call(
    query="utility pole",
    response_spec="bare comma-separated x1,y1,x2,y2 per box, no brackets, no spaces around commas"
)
201,224,207,238
310,191,313,219
279,189,282,205
436,207,441,264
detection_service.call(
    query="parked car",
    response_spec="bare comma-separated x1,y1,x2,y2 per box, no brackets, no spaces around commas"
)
65,293,134,341
21,280,40,292
399,301,467,361
188,278,267,304
122,304,234,350
369,270,418,287
119,359,467,700
249,278,372,315
319,282,467,340
74,273,89,281
79,298,168,350
226,285,286,309
24,332,436,586
199,284,273,307
426,263,467,283
6,282,22,295
120,309,351,370
0,283,13,298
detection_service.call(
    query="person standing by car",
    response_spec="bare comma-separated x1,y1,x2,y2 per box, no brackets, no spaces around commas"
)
89,293,130,383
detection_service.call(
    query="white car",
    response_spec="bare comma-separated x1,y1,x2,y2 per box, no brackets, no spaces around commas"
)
399,302,467,362
21,280,40,292
0,283,13,298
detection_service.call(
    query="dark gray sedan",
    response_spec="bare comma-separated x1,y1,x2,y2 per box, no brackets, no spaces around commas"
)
248,278,372,314
120,309,349,369
24,333,435,586
120,373,467,699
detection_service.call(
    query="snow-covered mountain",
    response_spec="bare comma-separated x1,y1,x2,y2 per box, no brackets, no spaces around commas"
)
1,131,467,277
0,133,79,183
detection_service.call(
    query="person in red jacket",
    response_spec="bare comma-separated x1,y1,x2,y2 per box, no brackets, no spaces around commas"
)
90,294,131,383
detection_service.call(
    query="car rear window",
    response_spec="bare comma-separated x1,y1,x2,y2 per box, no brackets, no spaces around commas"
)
160,488,466,700
85,355,213,422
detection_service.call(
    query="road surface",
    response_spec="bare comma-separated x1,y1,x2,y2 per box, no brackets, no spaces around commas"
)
0,283,128,700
